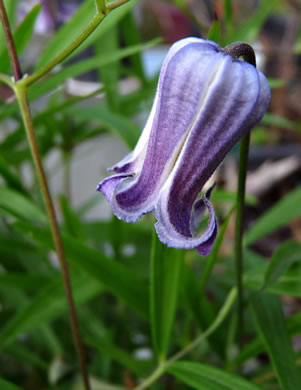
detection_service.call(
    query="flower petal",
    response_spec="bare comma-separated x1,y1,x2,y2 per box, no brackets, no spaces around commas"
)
154,51,270,252
98,39,225,222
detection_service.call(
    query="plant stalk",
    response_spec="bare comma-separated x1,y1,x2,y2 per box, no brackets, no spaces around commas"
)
0,0,22,80
0,2,90,389
18,0,130,88
234,131,251,348
134,288,237,390
15,86,91,390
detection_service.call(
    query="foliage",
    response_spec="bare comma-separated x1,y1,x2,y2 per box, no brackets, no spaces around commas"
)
0,0,300,389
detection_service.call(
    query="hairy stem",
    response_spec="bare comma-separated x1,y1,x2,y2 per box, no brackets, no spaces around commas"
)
15,86,91,390
234,131,251,348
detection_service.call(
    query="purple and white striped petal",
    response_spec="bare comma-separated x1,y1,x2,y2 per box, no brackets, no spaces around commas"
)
97,38,270,255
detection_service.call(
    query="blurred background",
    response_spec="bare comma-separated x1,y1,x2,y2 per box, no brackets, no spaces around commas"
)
1,0,301,389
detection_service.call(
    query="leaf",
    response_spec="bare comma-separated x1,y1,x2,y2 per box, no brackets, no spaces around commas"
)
226,0,279,43
87,337,150,376
120,11,147,82
168,361,263,390
211,189,257,206
15,222,149,318
94,26,120,110
0,155,25,193
59,195,86,240
262,240,301,289
234,311,301,368
0,0,19,47
0,272,103,349
66,104,140,148
0,378,25,390
245,187,301,246
245,262,301,298
251,292,301,390
207,20,220,43
0,4,41,74
37,0,139,69
150,233,183,359
0,187,46,223
29,39,159,101
262,113,295,130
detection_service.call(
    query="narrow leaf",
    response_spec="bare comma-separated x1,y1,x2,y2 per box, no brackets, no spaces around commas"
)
0,378,25,390
207,20,220,43
262,240,301,289
0,272,103,349
15,222,149,318
151,233,183,359
37,0,139,68
0,5,41,73
245,187,301,246
251,292,301,390
168,361,263,390
0,187,46,223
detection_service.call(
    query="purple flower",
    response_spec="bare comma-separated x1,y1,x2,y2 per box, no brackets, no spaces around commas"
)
97,38,270,255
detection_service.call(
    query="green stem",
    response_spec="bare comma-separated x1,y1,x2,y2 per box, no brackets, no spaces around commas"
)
134,288,237,390
19,12,105,87
15,85,91,390
0,0,22,80
234,132,251,348
199,206,236,293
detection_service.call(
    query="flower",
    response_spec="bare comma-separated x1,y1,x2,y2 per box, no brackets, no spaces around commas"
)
97,38,270,255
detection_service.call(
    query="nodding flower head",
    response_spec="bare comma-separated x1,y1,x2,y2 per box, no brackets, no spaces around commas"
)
97,38,270,256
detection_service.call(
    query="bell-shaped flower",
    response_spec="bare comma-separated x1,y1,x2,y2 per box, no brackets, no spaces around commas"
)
97,38,270,255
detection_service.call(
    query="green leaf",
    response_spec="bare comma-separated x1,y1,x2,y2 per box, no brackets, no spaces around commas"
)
211,189,257,206
0,155,25,193
226,0,279,43
245,266,301,298
0,378,25,390
251,292,301,390
120,11,147,82
30,39,159,101
0,272,103,349
262,113,295,130
245,187,301,246
66,104,140,148
234,311,301,368
94,26,120,110
37,0,139,69
87,337,150,376
262,240,301,289
168,361,263,390
207,20,220,43
0,0,19,47
0,187,46,223
0,4,41,74
15,222,149,318
150,233,183,359
59,195,86,240
268,78,286,89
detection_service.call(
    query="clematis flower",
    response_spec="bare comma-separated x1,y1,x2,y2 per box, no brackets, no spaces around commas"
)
97,38,270,255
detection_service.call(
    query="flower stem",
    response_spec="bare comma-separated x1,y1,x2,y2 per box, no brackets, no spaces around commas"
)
224,42,256,350
20,12,105,87
134,288,237,390
0,0,22,80
234,131,251,348
17,0,130,88
15,85,91,390
0,2,91,389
